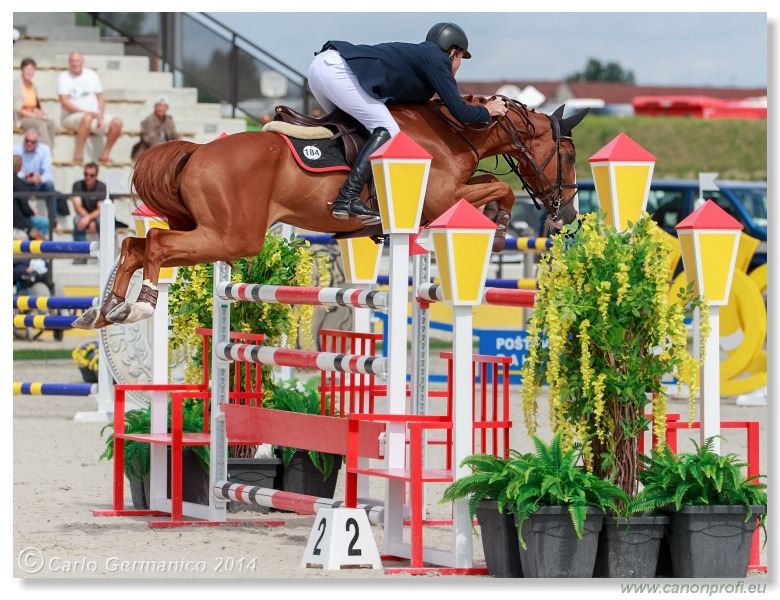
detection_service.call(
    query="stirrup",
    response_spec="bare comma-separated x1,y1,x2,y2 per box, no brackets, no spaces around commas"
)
332,199,380,222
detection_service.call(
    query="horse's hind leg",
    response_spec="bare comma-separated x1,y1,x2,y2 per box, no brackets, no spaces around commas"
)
72,237,147,329
106,226,265,325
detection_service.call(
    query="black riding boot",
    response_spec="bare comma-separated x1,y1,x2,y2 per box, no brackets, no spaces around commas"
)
332,127,392,222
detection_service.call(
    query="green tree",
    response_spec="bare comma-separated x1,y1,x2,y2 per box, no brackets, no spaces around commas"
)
566,58,635,83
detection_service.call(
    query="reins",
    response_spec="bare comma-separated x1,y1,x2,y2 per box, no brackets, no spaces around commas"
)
426,96,578,220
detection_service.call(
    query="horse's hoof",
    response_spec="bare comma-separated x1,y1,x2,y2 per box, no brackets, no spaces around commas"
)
72,307,100,329
105,302,132,323
107,301,154,324
492,234,507,253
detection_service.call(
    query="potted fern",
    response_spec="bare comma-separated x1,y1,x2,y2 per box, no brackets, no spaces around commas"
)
99,399,210,509
506,433,628,577
266,378,343,498
441,454,523,577
635,436,767,578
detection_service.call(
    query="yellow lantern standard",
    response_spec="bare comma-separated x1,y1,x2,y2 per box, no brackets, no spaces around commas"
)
676,200,743,452
337,237,384,334
370,131,431,234
429,200,497,305
589,133,656,231
337,237,383,285
368,132,431,562
429,199,496,567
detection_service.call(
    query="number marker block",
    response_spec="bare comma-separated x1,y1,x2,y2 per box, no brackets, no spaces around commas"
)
301,508,382,570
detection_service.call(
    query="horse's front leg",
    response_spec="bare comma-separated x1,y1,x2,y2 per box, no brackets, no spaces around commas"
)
458,175,516,252
72,237,146,329
104,231,164,325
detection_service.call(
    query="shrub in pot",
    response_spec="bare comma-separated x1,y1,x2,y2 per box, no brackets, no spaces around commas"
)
635,436,767,578
520,212,710,499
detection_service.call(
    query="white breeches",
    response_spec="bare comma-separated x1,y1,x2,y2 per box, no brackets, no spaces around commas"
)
308,49,401,137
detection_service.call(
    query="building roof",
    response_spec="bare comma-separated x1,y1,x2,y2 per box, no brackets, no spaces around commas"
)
458,80,767,106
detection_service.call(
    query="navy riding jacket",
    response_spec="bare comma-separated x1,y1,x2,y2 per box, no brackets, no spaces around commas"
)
320,40,490,125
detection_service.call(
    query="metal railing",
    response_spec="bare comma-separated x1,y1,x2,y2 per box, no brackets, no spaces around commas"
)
85,12,314,124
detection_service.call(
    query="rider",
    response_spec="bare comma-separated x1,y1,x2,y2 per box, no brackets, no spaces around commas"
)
308,22,508,223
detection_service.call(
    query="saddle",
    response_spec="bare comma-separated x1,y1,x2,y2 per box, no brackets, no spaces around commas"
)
273,105,367,165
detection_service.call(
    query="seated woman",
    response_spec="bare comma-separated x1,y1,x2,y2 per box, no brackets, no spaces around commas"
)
13,57,57,148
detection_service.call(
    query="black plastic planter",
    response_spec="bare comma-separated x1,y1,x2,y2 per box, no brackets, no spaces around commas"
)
281,451,342,499
662,505,764,578
517,506,604,577
476,499,523,577
130,448,209,510
594,515,669,578
226,457,281,514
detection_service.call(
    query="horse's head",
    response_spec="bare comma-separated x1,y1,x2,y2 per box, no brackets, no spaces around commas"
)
499,101,588,230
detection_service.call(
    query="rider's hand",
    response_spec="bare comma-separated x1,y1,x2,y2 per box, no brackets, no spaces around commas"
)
486,98,508,118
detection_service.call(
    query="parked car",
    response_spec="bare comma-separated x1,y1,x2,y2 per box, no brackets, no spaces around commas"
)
575,179,767,271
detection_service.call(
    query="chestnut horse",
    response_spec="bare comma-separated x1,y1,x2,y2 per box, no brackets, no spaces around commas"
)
74,97,587,329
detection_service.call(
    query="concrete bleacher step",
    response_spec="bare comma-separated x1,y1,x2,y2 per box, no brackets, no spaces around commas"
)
102,87,200,105
51,53,153,73
13,40,126,64
35,97,225,124
30,68,175,92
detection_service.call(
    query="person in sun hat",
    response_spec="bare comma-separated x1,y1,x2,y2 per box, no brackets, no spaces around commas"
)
131,94,181,161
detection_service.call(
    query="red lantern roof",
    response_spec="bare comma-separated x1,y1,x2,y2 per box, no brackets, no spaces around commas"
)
369,130,432,160
676,199,743,230
589,132,657,163
132,203,159,217
429,199,497,229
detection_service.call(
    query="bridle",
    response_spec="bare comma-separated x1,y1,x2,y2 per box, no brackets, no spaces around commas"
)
426,96,578,221
493,98,578,221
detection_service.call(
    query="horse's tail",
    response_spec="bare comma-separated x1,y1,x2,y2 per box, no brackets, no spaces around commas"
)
131,141,199,230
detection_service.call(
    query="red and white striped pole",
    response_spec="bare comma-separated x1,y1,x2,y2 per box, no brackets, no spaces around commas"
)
214,481,385,526
417,283,536,308
217,282,388,310
215,342,387,376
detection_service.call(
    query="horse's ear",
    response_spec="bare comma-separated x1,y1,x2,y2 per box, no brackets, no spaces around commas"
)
560,108,589,136
551,105,565,120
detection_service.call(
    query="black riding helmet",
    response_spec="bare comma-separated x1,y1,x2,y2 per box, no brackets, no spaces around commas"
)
425,22,471,59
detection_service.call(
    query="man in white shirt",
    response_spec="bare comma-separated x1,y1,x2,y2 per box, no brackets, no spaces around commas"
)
57,51,123,163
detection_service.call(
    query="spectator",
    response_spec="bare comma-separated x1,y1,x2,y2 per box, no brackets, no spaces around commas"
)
70,162,107,263
13,127,64,225
131,95,181,161
13,57,57,147
13,154,46,239
57,50,123,163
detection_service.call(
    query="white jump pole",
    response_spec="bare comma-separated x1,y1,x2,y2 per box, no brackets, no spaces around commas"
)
676,199,743,456
74,192,114,423
427,200,497,568
369,133,431,559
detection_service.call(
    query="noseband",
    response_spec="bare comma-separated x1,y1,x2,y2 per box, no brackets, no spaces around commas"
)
495,99,578,221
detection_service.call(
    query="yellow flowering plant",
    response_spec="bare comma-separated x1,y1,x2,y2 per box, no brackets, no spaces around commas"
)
520,212,710,498
72,340,99,372
168,233,331,396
